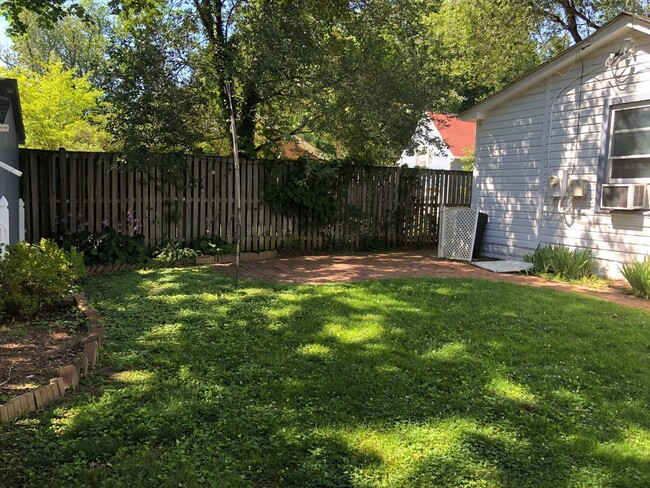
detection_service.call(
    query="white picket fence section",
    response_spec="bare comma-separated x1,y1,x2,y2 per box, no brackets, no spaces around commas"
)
0,196,25,257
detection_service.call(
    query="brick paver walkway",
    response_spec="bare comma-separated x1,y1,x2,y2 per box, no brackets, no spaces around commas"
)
215,251,650,312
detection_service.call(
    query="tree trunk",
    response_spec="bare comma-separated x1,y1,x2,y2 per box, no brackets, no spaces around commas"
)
562,2,583,43
238,85,260,158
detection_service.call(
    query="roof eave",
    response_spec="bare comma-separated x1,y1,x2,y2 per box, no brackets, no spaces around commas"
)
460,13,650,122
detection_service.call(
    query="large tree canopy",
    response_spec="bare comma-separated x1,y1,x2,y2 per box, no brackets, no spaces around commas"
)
425,0,543,111
0,0,85,34
3,0,650,162
530,0,650,44
108,0,444,163
105,1,221,159
4,0,113,85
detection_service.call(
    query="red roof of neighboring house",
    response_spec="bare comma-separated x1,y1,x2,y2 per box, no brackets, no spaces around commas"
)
428,113,476,158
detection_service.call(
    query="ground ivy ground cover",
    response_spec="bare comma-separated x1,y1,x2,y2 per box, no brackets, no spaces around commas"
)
2,267,649,487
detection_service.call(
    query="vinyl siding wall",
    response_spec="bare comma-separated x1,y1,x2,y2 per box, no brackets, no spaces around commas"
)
472,33,650,277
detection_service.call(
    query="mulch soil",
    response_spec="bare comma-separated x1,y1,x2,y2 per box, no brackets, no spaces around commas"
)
0,303,88,404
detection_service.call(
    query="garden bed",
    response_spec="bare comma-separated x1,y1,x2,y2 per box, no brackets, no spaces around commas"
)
0,304,87,404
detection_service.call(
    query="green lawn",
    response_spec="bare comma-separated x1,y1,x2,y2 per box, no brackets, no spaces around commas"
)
2,267,650,487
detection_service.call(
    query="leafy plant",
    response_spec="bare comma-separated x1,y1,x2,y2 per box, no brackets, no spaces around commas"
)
59,228,152,265
266,159,356,227
0,239,85,317
191,235,235,255
620,256,650,298
526,245,596,280
1,59,112,151
360,234,392,252
153,242,199,265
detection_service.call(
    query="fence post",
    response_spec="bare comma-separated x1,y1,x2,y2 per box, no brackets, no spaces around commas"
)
18,198,25,242
0,196,8,254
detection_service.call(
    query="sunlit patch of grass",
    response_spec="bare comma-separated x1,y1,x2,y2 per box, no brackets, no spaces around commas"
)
141,323,183,340
339,420,526,485
422,341,468,361
110,370,154,383
320,321,384,344
488,377,537,407
297,343,332,358
595,426,650,460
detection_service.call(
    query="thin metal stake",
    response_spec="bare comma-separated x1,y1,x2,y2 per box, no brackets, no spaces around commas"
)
226,82,242,288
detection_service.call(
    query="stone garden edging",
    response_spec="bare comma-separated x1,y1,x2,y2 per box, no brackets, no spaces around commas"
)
0,292,104,422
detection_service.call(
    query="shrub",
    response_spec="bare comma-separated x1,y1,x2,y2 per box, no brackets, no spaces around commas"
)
153,242,199,265
526,245,596,280
360,234,392,252
59,228,152,265
191,235,235,255
620,256,650,298
0,239,86,317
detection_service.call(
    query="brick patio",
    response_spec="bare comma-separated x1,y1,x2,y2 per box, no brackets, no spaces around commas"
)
214,251,650,312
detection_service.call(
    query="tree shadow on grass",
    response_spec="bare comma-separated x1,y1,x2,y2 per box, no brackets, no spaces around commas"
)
2,267,650,487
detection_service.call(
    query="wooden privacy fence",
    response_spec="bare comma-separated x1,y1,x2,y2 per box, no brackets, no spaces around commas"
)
20,149,472,251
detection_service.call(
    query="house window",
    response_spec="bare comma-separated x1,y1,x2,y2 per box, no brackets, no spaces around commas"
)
607,102,650,182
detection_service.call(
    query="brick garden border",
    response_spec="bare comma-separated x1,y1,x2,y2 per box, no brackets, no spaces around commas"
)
0,292,104,422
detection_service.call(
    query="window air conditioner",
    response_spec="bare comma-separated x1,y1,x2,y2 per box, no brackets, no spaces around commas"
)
600,184,649,210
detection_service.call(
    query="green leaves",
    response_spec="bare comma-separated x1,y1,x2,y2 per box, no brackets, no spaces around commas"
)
0,0,83,36
265,159,354,227
423,0,542,110
7,0,113,86
152,242,199,265
105,2,224,160
0,239,85,317
1,60,112,150
526,245,597,280
620,256,650,298
59,228,152,265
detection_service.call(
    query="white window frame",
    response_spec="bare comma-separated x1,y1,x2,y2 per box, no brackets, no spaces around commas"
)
606,100,650,184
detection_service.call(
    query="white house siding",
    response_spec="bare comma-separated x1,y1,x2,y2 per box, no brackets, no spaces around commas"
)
473,82,547,256
472,33,650,277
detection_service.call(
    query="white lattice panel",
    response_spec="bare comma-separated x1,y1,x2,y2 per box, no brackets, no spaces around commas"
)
438,207,478,262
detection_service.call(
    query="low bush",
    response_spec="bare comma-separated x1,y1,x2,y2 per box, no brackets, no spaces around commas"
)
526,245,596,280
620,256,650,298
0,239,85,317
59,228,152,265
191,235,236,255
153,242,199,265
